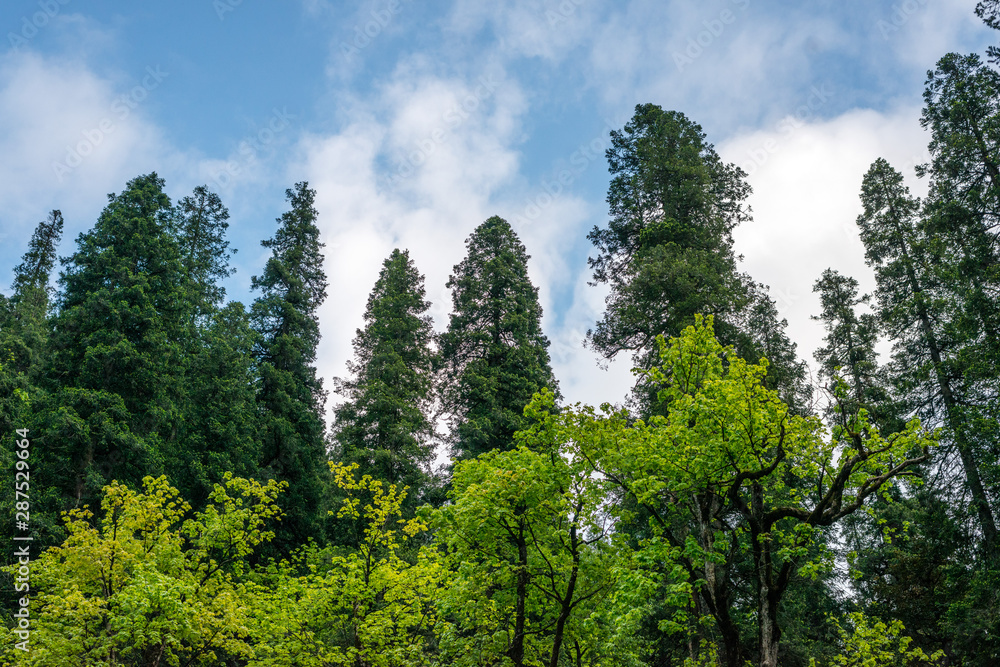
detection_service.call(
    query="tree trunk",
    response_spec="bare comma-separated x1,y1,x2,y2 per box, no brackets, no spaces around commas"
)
508,513,529,667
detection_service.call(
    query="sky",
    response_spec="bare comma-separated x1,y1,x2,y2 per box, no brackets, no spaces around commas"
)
0,0,995,420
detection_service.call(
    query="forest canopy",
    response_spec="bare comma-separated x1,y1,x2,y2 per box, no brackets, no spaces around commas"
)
2,4,1000,666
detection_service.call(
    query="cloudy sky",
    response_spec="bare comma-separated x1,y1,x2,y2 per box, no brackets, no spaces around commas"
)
0,0,994,417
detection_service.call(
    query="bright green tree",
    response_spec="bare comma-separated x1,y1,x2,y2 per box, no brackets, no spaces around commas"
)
248,462,445,666
332,249,437,514
433,404,618,667
439,216,559,460
251,182,331,551
0,474,283,666
539,317,934,667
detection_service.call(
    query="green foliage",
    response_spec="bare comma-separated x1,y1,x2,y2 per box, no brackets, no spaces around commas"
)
247,462,444,666
439,215,559,460
587,103,806,416
0,474,283,666
333,249,437,516
808,613,943,667
535,317,934,667
251,182,332,552
433,405,620,667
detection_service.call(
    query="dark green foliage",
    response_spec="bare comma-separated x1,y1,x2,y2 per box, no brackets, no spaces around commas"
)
251,182,331,550
439,216,559,461
857,157,998,554
587,104,806,415
333,249,436,514
172,185,237,316
587,104,749,364
811,269,901,433
43,173,186,504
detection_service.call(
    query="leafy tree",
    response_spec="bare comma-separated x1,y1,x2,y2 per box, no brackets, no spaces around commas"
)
248,462,445,666
332,249,437,514
251,182,332,551
1,474,284,666
433,406,618,667
439,216,559,460
541,317,934,667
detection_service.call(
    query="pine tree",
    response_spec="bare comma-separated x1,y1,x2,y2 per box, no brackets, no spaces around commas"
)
43,174,188,506
332,249,436,513
587,104,805,414
856,158,998,554
172,185,236,316
251,182,331,549
811,268,899,432
439,216,559,461
2,210,63,381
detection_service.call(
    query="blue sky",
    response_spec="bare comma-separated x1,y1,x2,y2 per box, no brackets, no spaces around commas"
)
0,0,994,415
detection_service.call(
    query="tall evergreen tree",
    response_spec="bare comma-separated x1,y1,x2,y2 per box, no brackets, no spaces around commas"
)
811,268,899,432
42,174,188,506
251,182,331,549
2,210,63,381
587,104,806,414
332,249,436,513
172,185,236,316
856,158,998,554
439,216,559,461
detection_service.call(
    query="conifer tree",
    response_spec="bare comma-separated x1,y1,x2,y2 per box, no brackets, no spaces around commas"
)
856,158,998,553
811,269,899,432
251,182,331,549
2,210,63,381
439,216,559,461
172,185,236,316
43,174,187,505
587,104,806,414
332,249,436,512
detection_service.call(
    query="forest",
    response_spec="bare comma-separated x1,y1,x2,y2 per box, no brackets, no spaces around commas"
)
2,3,1000,667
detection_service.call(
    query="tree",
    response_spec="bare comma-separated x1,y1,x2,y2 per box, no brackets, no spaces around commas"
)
172,185,237,317
42,174,188,507
0,474,284,666
543,317,934,667
248,463,445,666
856,158,998,554
587,104,805,414
439,216,559,460
251,182,331,551
811,269,899,432
433,407,617,667
332,249,436,514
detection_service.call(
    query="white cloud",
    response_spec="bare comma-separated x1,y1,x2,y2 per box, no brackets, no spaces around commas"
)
719,105,931,373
